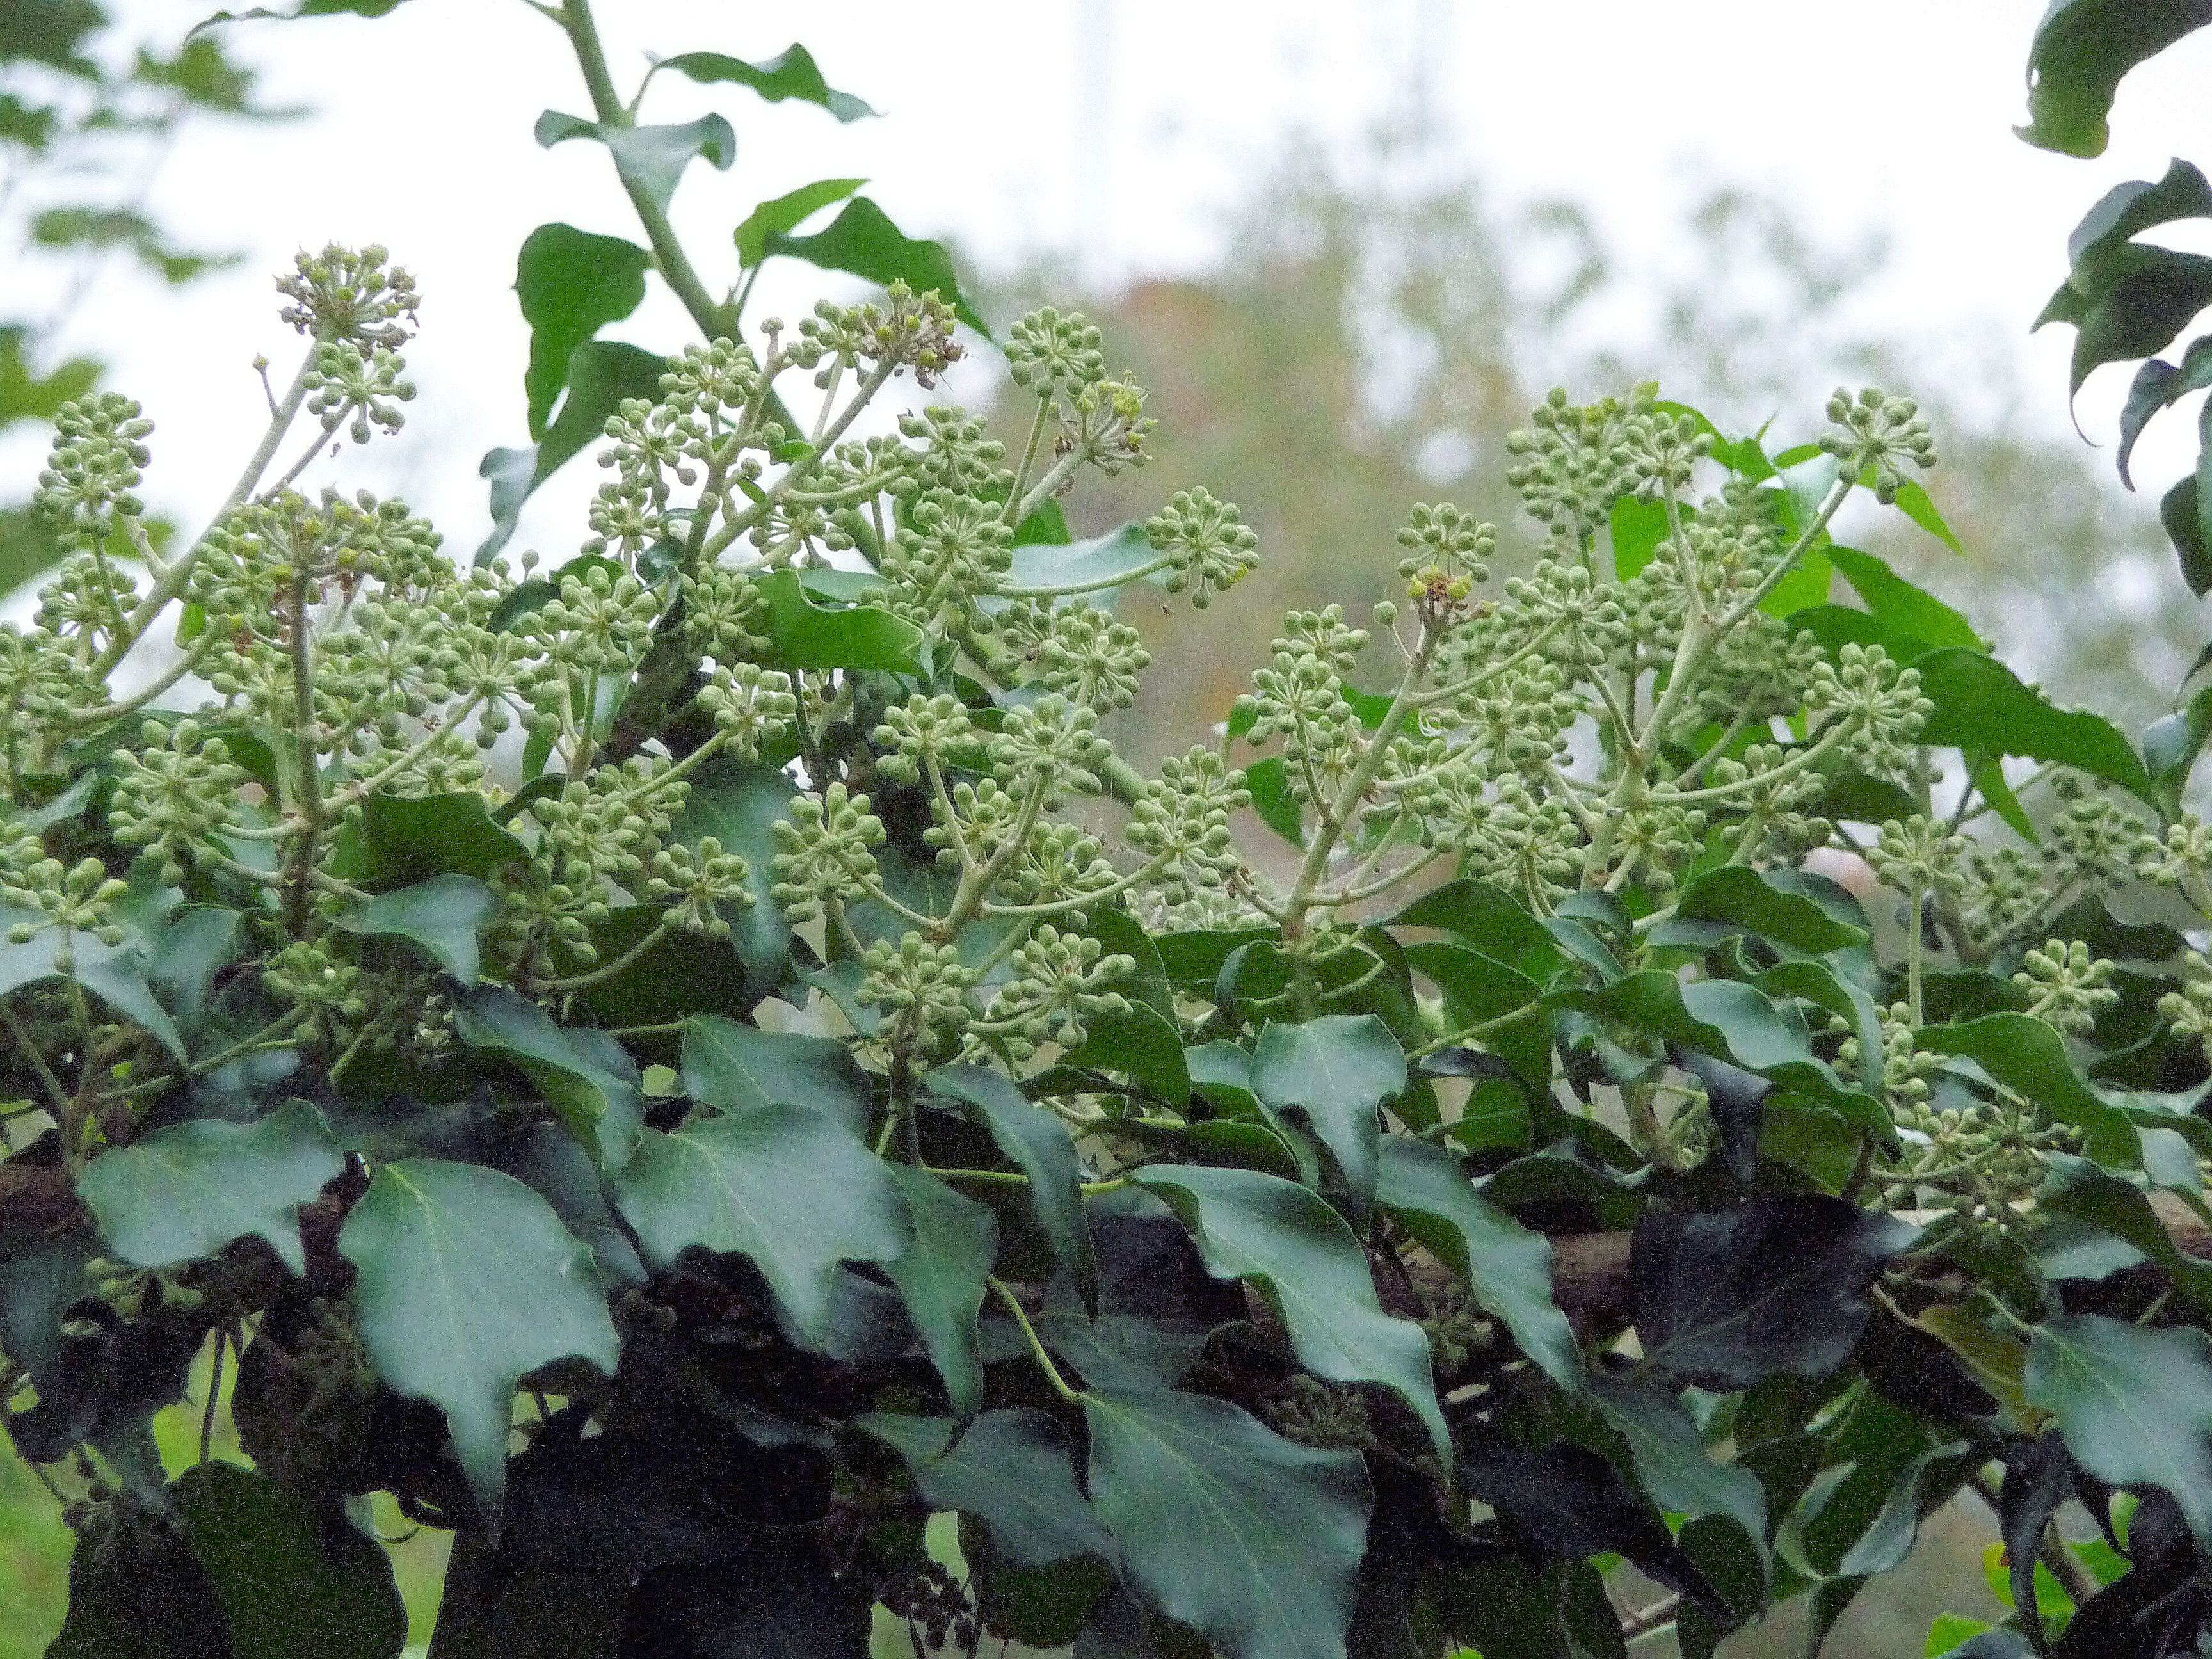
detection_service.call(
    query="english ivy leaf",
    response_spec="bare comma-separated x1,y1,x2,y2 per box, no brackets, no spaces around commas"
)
859,1407,1116,1566
2069,157,2212,271
1401,942,1550,1090
1062,1000,1191,1109
76,1097,341,1275
333,872,494,984
668,760,801,1009
172,1463,407,1658
1610,495,1671,581
2024,1313,2212,1546
1589,1375,1769,1579
1130,1164,1448,1461
1671,866,1868,955
2040,1151,2212,1313
1242,758,1306,848
144,906,243,1041
476,340,666,564
761,196,990,337
753,568,924,673
681,1014,872,1134
0,909,186,1061
613,1103,911,1346
928,1063,1098,1316
534,109,735,216
2021,1,2212,157
1373,1139,1583,1392
1000,522,1159,598
1888,480,1965,554
1388,879,1555,966
881,1164,996,1436
47,1507,231,1659
360,791,527,884
1247,1015,1405,1212
1912,648,2156,803
733,176,866,268
2056,246,2212,400
337,1158,620,1531
515,222,650,438
2161,472,2212,597
1918,1015,2140,1167
1082,1387,1371,1659
451,985,645,1171
486,1119,646,1291
1826,547,1983,649
656,44,879,122
1632,1194,1918,1390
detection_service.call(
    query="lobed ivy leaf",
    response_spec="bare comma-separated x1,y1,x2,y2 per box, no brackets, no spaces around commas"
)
859,1407,1115,1566
1130,1164,1448,1461
760,196,990,337
514,222,650,438
485,1119,646,1291
0,908,186,1061
1082,1387,1371,1659
1247,1015,1404,1212
476,340,666,565
1632,1194,1918,1390
332,872,493,984
881,1165,997,1438
1588,1374,1769,1580
1401,941,1550,1090
451,985,645,1171
2024,1313,2212,1546
76,1097,340,1276
655,44,879,122
337,1158,620,1532
613,1103,911,1346
928,1063,1098,1315
681,1014,872,1134
534,109,735,217
733,175,865,268
1374,1139,1583,1391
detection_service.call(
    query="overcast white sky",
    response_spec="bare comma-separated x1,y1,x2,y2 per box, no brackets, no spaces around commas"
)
15,0,2212,563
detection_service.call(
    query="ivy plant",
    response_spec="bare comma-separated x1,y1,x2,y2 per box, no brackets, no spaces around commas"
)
4,4,2212,1658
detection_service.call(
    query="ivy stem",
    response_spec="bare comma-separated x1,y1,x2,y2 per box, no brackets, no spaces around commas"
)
990,1277,1082,1406
532,920,676,994
1002,396,1053,526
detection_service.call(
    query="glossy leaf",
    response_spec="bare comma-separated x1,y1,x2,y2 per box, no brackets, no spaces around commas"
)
753,568,924,673
486,1119,646,1290
2118,333,2212,488
333,872,493,984
1827,547,1983,650
1632,1194,1918,1390
1083,1387,1371,1659
681,1014,872,1134
761,196,989,336
359,790,527,885
1374,1138,1582,1391
2024,1313,2212,1545
1247,1015,1404,1210
733,175,865,268
451,984,645,1171
172,1463,407,1658
668,760,801,1009
76,1097,340,1275
0,909,186,1062
477,340,666,564
1589,1375,1769,1575
1130,1164,1448,1460
337,1157,620,1529
2161,472,2212,597
2069,157,2212,269
1000,522,1160,598
2040,1151,2212,1313
1912,648,2155,802
1919,1015,2141,1166
613,1103,911,1345
534,109,735,216
928,1063,1097,1314
882,1164,996,1436
656,44,879,122
1671,865,1868,955
859,1407,1116,1566
514,222,649,438
143,906,243,1040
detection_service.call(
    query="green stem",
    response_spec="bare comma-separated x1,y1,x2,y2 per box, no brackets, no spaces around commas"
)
533,920,677,993
990,1277,1082,1406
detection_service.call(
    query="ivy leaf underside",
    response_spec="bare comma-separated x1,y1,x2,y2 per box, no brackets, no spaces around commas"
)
336,1157,621,1532
858,1407,1116,1567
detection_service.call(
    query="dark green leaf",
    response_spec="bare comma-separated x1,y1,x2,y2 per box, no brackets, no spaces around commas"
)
1671,865,1868,954
1247,1015,1404,1210
1610,496,1671,581
2059,246,2212,399
668,760,800,1009
1374,1139,1582,1391
1919,1014,2142,1166
476,341,667,565
1242,758,1306,847
76,1097,340,1275
2024,1313,2212,1544
1130,1164,1448,1460
881,1165,997,1435
1825,547,1984,650
1632,1194,1917,1390
2161,472,2212,597
337,1157,620,1529
621,1537,871,1659
613,1103,911,1345
2040,1152,2212,1312
753,568,924,673
486,1119,647,1290
762,196,989,336
451,985,645,1171
360,791,527,884
1000,522,1160,598
145,906,243,1039
1912,647,2156,803
47,1507,230,1659
734,176,866,268
2070,158,2212,268
860,1407,1115,1565
333,872,493,984
1589,1375,1768,1578
1063,1000,1191,1107
656,45,878,122
1083,1387,1371,1659
681,1014,872,1134
515,223,650,438
172,1463,407,1658
928,1063,1097,1315
2019,6,2212,156
533,109,735,216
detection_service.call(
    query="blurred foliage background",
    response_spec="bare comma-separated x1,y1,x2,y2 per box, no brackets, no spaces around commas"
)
0,8,2196,1656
